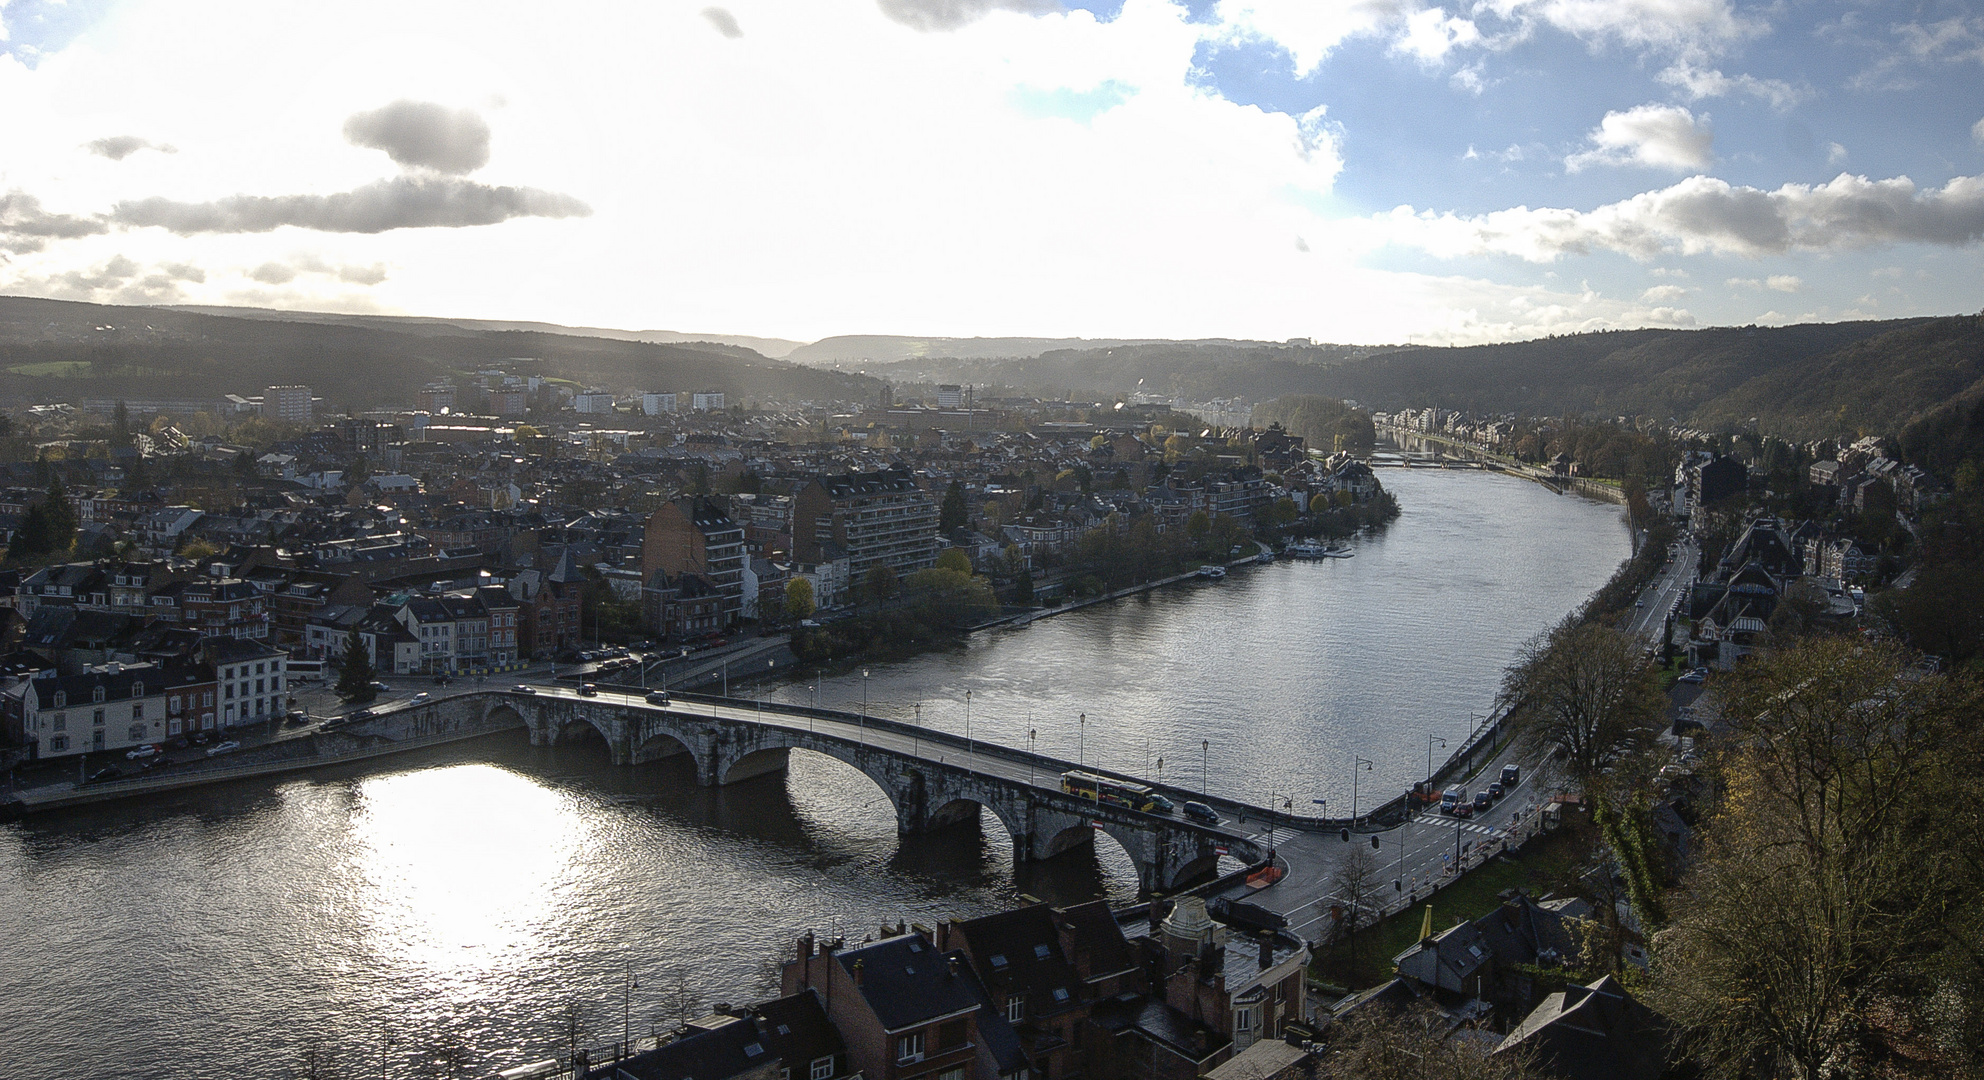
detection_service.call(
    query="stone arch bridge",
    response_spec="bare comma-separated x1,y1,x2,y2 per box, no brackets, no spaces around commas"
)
456,689,1266,893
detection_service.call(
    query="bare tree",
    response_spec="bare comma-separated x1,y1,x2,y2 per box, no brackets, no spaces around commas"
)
1314,1004,1542,1080
1649,639,1984,1080
298,1043,344,1080
1498,618,1663,786
1330,842,1383,976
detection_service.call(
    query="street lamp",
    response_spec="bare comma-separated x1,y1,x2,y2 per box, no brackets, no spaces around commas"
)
1078,713,1086,768
1351,757,1373,825
913,702,921,758
1425,734,1446,791
1028,728,1037,786
964,689,972,755
860,670,870,748
1202,739,1209,798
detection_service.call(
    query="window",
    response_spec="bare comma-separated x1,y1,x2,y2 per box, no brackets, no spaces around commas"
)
51,713,65,732
256,663,265,675
1234,1008,1253,1032
988,954,1007,969
1006,996,1024,1023
93,710,105,727
1034,944,1051,959
132,682,144,697
52,691,65,707
897,1033,925,1063
128,724,146,741
93,686,106,703
49,736,68,752
1051,988,1069,1003
225,684,234,700
132,703,145,721
169,719,182,736
809,1054,832,1077
203,692,213,707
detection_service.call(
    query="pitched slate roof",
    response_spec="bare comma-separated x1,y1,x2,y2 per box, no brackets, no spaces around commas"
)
1494,974,1669,1080
837,934,984,1032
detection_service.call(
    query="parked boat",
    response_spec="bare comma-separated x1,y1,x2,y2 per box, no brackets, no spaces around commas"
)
1196,565,1227,579
1284,540,1328,559
1321,547,1355,559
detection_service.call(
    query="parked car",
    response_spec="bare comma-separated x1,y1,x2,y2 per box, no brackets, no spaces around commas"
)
285,710,310,726
87,765,124,783
370,681,391,693
512,684,537,695
1182,801,1220,825
349,709,376,722
645,690,671,705
141,755,174,771
410,692,430,704
125,744,160,760
1487,781,1505,800
207,740,242,757
578,683,599,697
189,731,212,746
1677,668,1707,685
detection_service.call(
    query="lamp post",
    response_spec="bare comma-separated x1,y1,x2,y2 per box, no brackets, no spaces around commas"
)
1202,739,1209,798
913,702,921,758
964,689,972,755
1425,734,1446,793
1078,713,1085,768
860,669,870,747
624,962,638,1055
1352,756,1373,826
1028,728,1037,786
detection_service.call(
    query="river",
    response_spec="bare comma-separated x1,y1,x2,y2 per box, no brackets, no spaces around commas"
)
0,469,1625,1079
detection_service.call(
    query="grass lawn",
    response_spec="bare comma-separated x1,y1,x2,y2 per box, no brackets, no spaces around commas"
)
7,361,92,377
1312,817,1600,990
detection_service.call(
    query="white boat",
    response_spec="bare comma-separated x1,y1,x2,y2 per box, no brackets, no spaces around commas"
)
1196,565,1227,579
1284,540,1328,559
1321,546,1355,559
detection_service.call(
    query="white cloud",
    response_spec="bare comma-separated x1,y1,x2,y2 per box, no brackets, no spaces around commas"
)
1210,0,1410,78
1656,62,1806,109
1395,6,1480,63
1640,283,1688,301
1726,274,1800,292
1827,142,1848,165
1478,0,1762,54
1564,104,1713,172
1373,170,1984,262
1974,116,1984,143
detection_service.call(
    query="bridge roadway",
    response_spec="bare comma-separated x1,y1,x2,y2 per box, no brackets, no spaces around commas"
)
502,685,1272,894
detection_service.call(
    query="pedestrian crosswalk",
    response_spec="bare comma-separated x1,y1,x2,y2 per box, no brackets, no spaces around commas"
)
1415,813,1503,836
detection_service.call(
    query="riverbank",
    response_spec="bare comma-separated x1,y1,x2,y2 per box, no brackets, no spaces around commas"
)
1380,427,1628,506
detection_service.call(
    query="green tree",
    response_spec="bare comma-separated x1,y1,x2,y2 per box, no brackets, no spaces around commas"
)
1268,496,1299,527
784,576,816,622
336,625,378,701
939,479,969,533
111,400,133,449
935,547,973,575
1014,563,1034,604
1185,510,1211,553
862,563,899,612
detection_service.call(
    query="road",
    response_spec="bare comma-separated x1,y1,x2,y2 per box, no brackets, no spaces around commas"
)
1625,535,1697,644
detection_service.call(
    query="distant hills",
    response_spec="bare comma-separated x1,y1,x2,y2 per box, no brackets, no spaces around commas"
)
0,296,873,411
4,296,1981,448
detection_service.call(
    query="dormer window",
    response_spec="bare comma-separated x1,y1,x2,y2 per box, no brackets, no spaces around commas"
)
132,682,144,698
93,686,106,703
52,692,66,708
1034,944,1051,959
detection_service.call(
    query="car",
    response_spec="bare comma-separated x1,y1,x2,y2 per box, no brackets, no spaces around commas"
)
189,731,212,746
285,710,310,726
349,709,376,722
1501,763,1520,786
1676,668,1707,685
1635,599,1645,608
206,740,242,757
1452,801,1475,819
125,744,160,760
513,684,537,695
645,690,671,705
799,619,821,628
1182,801,1220,824
87,765,124,783
1473,790,1493,811
1487,781,1505,799
141,755,174,771
410,692,430,704
370,681,391,693
1141,793,1175,813
578,683,599,697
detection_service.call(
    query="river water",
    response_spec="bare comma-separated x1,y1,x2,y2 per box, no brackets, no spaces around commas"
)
0,470,1624,1080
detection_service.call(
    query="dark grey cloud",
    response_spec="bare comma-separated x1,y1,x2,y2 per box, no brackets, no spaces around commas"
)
1,190,110,254
161,262,207,283
249,262,297,285
702,6,743,37
52,255,140,293
342,101,492,175
110,176,591,235
86,135,176,160
877,0,1060,32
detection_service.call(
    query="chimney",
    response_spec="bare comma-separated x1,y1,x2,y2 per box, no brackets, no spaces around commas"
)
852,959,864,987
1258,936,1273,971
948,956,961,978
799,932,815,963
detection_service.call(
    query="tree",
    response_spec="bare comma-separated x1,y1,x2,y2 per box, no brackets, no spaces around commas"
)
1650,640,1984,1080
336,625,378,701
862,563,899,612
934,547,973,575
1185,510,1211,553
111,400,133,449
1498,619,1662,785
1309,1005,1543,1080
939,479,969,533
1329,841,1382,978
1014,564,1034,604
784,576,816,622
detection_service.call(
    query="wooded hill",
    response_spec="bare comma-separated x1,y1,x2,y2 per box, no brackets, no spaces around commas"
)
0,296,880,412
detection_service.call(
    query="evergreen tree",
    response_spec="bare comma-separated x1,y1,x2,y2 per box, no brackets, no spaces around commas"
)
1014,564,1034,605
939,479,968,533
336,625,378,701
111,401,133,449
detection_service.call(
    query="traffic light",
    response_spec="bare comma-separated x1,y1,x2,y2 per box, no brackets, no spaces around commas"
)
1340,828,1350,842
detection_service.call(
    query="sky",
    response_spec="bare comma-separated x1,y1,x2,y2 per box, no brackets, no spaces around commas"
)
1,0,1982,345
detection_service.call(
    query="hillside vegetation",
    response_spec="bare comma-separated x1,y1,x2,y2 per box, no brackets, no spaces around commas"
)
0,296,880,410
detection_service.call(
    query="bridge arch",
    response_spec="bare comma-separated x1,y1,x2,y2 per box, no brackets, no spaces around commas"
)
1041,819,1152,889
926,796,1025,842
723,738,906,820
483,702,529,732
553,714,613,748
